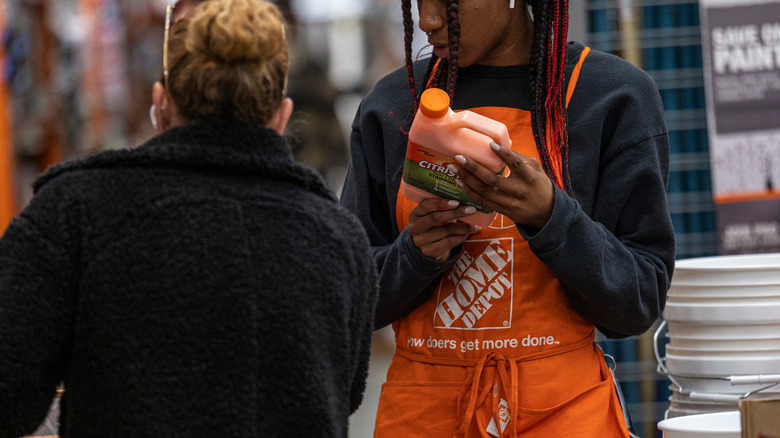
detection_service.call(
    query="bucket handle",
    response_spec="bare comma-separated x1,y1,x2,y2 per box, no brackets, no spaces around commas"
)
654,320,780,401
654,320,687,393
729,374,780,386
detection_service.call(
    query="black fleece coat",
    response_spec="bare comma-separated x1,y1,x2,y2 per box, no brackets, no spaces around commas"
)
0,119,378,437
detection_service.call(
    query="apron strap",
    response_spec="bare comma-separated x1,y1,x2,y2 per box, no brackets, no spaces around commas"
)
456,352,520,438
426,58,444,90
565,46,591,108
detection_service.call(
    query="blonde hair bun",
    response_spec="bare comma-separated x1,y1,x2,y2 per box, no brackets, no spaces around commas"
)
186,0,285,64
165,0,289,124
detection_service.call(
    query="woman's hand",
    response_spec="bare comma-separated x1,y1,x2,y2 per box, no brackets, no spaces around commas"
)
447,142,555,230
408,198,482,261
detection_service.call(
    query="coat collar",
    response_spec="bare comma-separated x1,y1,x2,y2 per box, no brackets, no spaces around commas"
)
34,119,337,202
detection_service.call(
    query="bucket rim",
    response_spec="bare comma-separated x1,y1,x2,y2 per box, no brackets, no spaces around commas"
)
657,410,741,434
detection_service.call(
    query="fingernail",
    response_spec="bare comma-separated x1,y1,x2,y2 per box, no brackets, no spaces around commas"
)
455,155,467,165
455,178,464,187
489,141,501,151
464,206,476,214
447,164,458,175
448,200,460,207
472,226,482,232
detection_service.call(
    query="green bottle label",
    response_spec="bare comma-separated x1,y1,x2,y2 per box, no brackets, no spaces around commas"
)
402,142,494,214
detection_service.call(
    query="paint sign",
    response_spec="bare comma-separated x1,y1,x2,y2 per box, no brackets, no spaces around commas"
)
699,0,780,254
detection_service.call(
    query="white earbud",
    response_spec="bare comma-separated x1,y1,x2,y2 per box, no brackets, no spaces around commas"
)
149,104,158,131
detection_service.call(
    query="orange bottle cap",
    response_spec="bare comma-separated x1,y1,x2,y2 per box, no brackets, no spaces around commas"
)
419,88,450,118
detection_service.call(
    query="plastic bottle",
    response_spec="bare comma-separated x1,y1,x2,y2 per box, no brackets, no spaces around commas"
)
401,87,512,227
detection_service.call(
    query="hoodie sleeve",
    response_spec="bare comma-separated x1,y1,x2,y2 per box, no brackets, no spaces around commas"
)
518,50,675,338
340,69,458,329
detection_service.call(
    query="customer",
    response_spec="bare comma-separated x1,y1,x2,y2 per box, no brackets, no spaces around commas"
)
340,0,675,436
0,1,377,436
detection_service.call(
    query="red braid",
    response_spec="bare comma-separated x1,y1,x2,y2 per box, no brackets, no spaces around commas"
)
558,0,571,193
530,0,571,193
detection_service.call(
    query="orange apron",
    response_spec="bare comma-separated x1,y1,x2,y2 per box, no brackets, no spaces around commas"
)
374,48,629,438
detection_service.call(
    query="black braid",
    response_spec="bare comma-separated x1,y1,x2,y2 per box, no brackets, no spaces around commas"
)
401,0,418,113
528,0,554,179
445,0,460,100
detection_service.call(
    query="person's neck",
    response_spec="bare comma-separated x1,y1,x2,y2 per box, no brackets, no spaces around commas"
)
485,14,535,66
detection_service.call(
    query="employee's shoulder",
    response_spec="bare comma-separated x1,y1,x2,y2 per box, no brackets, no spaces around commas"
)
373,60,429,88
575,45,657,90
363,61,427,106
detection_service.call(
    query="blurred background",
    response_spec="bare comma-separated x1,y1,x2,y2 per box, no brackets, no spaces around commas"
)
2,1,724,437
0,0,432,206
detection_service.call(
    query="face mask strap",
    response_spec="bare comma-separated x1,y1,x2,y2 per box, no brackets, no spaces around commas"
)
149,104,158,131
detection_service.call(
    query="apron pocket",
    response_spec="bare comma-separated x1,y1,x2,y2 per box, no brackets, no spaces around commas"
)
374,381,462,438
509,378,628,437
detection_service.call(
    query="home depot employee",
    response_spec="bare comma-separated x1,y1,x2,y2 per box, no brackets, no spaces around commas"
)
339,0,675,436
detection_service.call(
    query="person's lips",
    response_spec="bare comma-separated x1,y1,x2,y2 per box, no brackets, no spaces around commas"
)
432,44,450,60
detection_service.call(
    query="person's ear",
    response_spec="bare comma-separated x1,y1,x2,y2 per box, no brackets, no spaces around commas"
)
267,97,294,135
151,81,167,135
152,81,185,132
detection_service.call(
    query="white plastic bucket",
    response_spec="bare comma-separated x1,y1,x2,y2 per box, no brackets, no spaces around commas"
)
668,282,780,298
666,406,730,418
657,411,741,437
667,321,780,341
668,334,780,352
665,348,780,376
668,398,738,417
663,298,780,322
669,253,780,286
668,386,780,416
668,376,780,396
666,383,739,414
658,254,780,418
